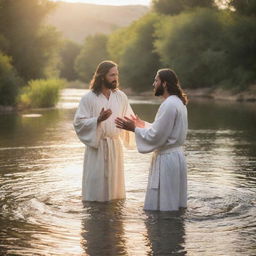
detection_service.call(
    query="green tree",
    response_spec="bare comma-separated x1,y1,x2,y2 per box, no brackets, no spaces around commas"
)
75,34,109,82
152,0,215,15
155,9,228,88
59,40,81,81
121,14,161,92
228,0,256,16
0,0,61,81
0,53,21,106
223,14,256,89
108,14,161,92
108,26,136,64
155,7,256,90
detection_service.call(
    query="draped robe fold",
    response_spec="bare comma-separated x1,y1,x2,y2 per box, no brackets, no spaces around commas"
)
135,95,188,211
74,90,134,201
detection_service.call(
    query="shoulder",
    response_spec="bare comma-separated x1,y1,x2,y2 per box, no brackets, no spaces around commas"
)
165,96,187,116
81,90,97,101
113,89,128,100
161,96,177,108
79,90,97,106
165,95,183,108
158,96,181,116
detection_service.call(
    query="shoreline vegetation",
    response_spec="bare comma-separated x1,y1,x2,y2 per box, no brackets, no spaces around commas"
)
1,83,255,113
125,85,256,103
64,80,256,102
0,79,66,112
18,79,66,109
186,86,256,102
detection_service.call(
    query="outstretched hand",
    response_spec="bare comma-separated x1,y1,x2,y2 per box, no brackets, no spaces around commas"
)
115,116,135,132
97,108,112,123
130,114,145,128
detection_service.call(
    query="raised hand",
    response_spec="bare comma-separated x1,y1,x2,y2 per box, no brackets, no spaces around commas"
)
97,108,112,123
115,116,135,132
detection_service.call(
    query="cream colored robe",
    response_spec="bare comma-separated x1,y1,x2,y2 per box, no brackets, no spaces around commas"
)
74,89,134,202
135,95,188,211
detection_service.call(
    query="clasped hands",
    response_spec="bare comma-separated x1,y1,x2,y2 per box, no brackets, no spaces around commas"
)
97,108,145,132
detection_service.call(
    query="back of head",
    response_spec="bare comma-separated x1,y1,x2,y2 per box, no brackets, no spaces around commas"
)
157,68,188,105
90,60,117,95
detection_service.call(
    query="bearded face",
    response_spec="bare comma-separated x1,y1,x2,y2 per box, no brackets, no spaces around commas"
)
103,78,117,89
103,66,119,90
154,82,165,96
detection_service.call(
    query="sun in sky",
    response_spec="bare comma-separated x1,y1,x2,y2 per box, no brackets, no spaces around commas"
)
51,0,151,6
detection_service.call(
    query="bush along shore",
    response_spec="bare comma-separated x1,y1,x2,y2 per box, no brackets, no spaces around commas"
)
18,79,66,109
0,79,66,112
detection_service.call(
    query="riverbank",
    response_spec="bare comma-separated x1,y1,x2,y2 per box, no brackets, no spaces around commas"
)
123,85,256,102
65,81,256,102
1,85,256,113
186,85,256,102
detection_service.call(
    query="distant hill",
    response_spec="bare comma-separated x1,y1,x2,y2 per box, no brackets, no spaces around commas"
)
46,2,149,43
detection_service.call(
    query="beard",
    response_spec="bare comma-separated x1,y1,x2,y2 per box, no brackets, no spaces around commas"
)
104,78,117,89
154,82,164,96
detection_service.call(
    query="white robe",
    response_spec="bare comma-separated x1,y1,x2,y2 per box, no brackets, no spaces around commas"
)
135,95,188,211
74,89,134,202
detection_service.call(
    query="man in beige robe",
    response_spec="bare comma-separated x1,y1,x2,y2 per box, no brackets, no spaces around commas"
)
74,60,134,202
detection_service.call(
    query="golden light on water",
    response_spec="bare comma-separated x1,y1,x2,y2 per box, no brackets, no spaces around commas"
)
1,89,256,255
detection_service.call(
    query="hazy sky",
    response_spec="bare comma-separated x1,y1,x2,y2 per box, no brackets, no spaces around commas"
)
52,0,151,6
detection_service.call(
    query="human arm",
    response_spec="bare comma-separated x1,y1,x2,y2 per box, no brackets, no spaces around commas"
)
135,103,177,153
116,101,177,153
73,96,111,148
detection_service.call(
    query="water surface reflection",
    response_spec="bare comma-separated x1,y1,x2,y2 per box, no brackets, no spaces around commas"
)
0,89,255,255
81,201,127,255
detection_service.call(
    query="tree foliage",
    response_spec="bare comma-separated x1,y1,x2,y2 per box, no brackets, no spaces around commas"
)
228,0,256,16
155,8,256,89
223,14,256,88
155,9,228,88
0,0,61,82
75,34,109,83
108,14,161,92
0,0,62,106
0,53,21,105
59,40,81,81
152,0,216,15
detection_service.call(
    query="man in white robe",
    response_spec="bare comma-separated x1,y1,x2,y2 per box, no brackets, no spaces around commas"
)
74,60,134,202
115,68,188,211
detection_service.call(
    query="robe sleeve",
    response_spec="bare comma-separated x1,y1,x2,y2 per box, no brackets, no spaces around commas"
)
135,102,177,153
73,95,103,149
120,92,136,149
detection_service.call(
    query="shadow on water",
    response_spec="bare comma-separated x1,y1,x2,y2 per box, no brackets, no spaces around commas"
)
81,200,128,256
144,210,186,255
80,200,187,256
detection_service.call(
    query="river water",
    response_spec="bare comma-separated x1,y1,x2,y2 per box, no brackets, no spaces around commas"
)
0,89,255,256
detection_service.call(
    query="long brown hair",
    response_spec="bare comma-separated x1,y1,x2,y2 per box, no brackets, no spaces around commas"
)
157,68,188,105
90,60,118,95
